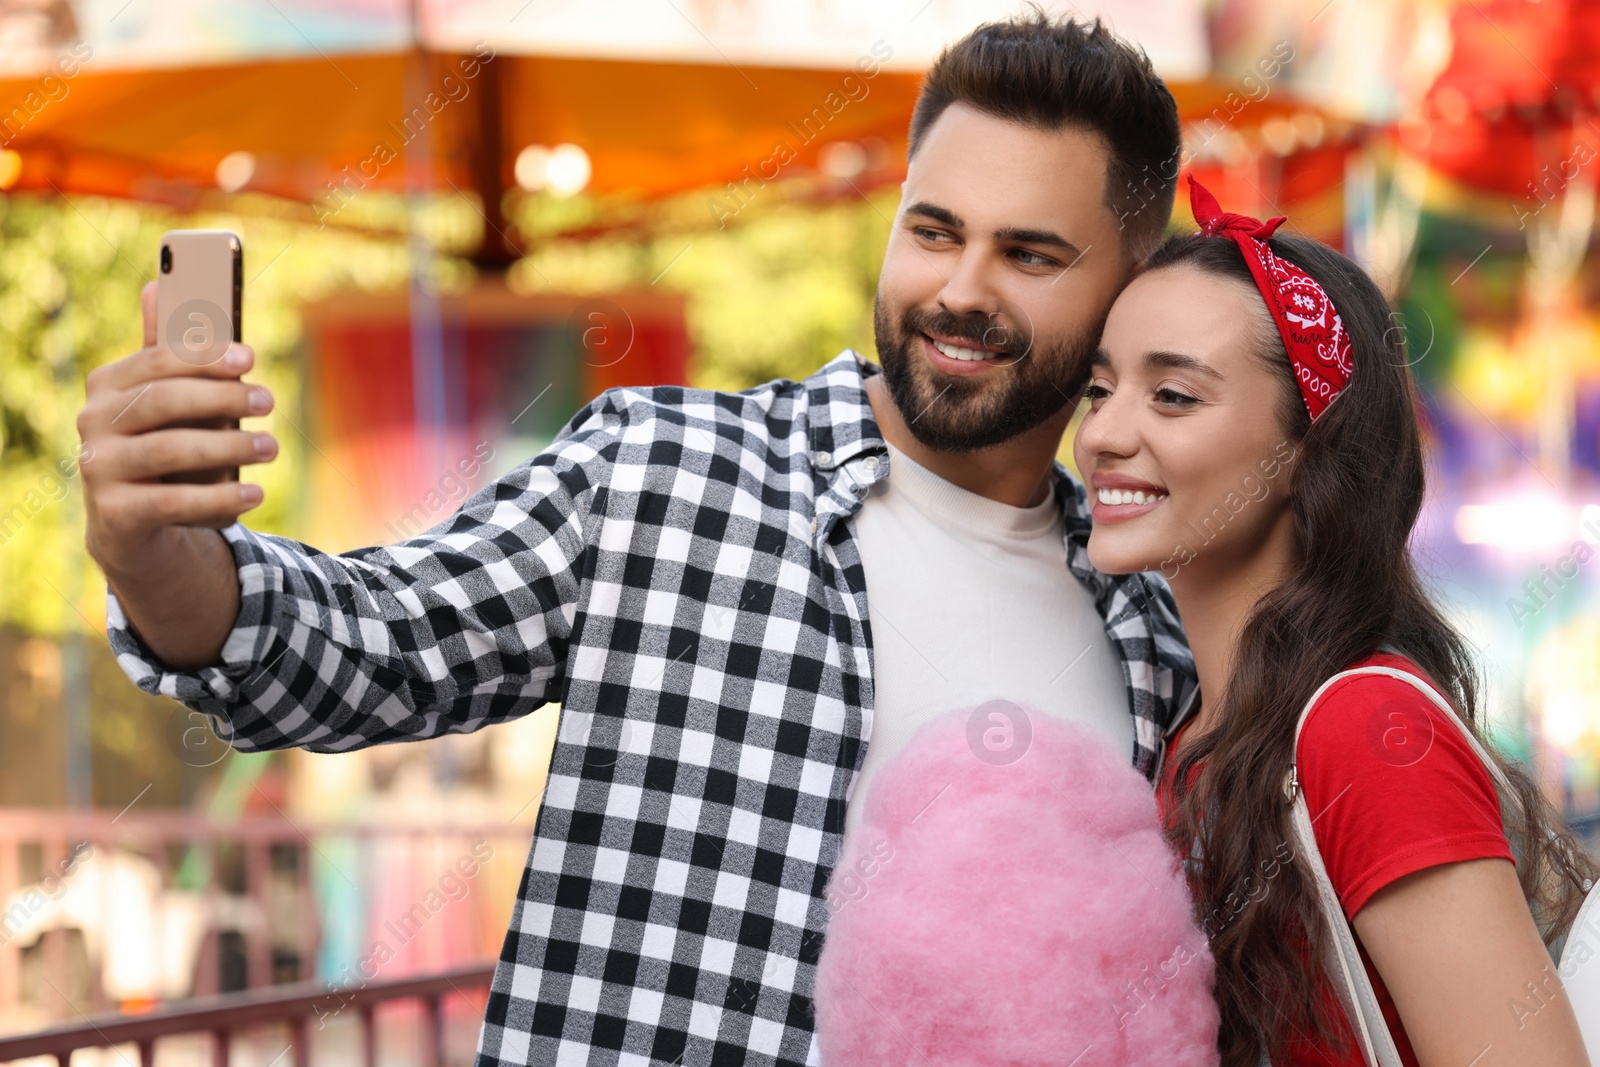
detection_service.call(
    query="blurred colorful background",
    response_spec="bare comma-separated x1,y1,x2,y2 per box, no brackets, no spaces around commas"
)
2,0,1599,1062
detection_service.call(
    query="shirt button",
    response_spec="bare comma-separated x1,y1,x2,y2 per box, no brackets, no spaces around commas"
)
862,455,880,473
816,450,832,466
811,517,819,534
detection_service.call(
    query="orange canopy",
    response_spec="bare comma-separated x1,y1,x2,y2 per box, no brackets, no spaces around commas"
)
2,47,1310,222
3,52,912,205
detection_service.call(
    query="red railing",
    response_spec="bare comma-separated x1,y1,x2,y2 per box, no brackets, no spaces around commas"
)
0,960,496,1066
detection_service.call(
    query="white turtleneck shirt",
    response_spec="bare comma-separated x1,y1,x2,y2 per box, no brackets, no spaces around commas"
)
841,439,1133,841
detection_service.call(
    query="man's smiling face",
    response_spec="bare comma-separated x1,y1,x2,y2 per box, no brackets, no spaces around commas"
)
873,101,1136,452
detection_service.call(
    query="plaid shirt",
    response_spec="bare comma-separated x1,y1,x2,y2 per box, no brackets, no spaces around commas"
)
107,348,1197,1066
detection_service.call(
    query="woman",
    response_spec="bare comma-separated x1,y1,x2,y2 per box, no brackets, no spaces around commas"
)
1073,174,1598,1067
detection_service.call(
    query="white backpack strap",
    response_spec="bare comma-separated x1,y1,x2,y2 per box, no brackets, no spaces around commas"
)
1287,664,1600,1065
1340,667,1593,894
1339,665,1520,797
1283,667,1412,1067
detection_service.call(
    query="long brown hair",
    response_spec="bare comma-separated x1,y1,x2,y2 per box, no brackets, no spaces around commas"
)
1146,230,1600,1066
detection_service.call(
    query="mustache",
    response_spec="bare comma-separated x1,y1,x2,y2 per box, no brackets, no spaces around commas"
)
902,307,1028,354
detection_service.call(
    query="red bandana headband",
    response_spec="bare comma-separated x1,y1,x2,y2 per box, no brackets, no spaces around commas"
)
1185,174,1352,421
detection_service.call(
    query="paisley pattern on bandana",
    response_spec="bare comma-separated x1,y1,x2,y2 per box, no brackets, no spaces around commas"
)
1186,174,1354,421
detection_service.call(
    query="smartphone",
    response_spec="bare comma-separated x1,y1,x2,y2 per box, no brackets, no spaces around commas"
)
156,229,243,484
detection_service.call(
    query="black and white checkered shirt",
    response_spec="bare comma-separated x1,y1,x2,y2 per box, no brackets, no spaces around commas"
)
107,348,1197,1066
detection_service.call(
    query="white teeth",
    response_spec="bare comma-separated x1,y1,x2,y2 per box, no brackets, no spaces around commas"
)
932,339,996,362
1096,488,1168,506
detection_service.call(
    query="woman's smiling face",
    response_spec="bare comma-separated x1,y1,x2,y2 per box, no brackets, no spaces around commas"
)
1072,262,1301,583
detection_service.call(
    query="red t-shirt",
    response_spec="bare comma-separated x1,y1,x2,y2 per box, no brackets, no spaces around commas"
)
1157,652,1515,1066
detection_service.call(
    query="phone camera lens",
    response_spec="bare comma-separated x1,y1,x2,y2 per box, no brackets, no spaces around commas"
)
160,245,172,274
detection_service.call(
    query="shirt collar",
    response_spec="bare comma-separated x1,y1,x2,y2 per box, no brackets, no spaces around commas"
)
801,348,1101,532
1162,686,1203,740
805,348,889,472
802,348,1197,758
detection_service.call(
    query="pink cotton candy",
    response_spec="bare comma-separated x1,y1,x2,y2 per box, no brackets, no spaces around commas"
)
813,704,1220,1066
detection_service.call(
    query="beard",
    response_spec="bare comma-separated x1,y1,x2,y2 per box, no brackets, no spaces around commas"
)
872,292,1102,453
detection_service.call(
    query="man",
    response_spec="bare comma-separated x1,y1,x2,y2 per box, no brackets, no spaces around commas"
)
81,10,1196,1065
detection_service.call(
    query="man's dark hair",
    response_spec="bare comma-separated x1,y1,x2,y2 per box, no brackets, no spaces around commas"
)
907,3,1181,260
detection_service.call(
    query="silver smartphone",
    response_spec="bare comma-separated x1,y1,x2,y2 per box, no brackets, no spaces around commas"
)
156,230,242,484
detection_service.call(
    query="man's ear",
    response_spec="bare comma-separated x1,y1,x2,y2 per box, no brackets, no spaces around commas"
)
1124,253,1157,285
1111,253,1143,293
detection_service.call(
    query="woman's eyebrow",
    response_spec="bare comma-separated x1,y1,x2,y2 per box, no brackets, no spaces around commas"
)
1145,350,1225,379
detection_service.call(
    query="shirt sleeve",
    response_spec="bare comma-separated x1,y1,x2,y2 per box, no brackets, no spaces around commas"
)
104,388,631,754
1296,672,1515,920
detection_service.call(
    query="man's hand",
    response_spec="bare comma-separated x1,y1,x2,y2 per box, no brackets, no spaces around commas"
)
79,281,277,670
